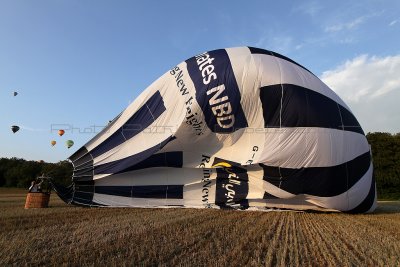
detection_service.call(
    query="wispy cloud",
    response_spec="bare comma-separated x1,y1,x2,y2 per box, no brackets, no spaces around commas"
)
324,12,382,32
325,16,366,32
20,125,48,132
321,54,400,133
321,54,400,102
389,20,398,26
292,1,323,17
339,37,356,44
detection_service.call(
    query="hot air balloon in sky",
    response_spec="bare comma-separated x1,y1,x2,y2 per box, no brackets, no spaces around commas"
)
53,47,375,213
58,129,65,136
51,140,57,146
66,140,74,149
11,125,20,133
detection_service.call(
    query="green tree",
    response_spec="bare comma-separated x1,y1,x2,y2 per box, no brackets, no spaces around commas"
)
367,132,400,199
0,158,73,188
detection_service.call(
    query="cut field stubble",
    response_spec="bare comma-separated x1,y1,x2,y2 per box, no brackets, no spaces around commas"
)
0,188,399,266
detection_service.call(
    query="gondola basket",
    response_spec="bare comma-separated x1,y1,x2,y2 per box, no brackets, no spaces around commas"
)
24,192,50,208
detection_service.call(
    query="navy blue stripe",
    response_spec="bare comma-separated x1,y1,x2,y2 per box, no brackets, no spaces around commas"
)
73,166,93,179
70,147,95,181
69,147,89,163
73,158,93,170
260,84,364,134
261,152,371,197
215,166,249,206
211,157,249,209
347,172,376,213
94,136,176,175
95,185,183,199
73,192,93,204
74,185,94,194
186,49,248,133
212,157,242,168
263,192,278,199
248,47,313,75
72,180,94,205
91,90,166,158
118,151,183,172
339,105,364,134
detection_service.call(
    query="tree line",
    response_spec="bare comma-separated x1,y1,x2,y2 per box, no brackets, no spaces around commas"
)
0,158,72,188
0,132,399,199
367,132,400,199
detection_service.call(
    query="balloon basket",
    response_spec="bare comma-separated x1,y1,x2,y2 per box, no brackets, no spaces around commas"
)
24,193,50,209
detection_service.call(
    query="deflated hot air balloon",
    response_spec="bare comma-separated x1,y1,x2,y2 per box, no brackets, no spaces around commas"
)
51,140,57,146
58,130,65,136
55,47,376,213
11,125,20,133
66,140,74,149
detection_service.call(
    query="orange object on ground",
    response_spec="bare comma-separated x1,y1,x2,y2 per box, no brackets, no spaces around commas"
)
24,193,50,208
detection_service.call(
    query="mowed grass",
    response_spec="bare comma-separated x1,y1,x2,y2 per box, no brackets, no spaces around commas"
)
1,188,399,266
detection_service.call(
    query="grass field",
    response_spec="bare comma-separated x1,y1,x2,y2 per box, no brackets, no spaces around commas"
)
0,188,399,266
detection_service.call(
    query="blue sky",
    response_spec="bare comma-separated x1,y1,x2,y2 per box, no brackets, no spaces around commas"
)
1,0,399,162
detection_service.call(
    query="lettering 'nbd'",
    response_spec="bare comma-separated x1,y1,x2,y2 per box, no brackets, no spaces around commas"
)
186,49,248,133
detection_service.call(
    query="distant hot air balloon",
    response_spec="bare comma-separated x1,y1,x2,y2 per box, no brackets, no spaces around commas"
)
13,91,18,97
11,125,20,133
66,140,74,149
58,129,65,136
51,140,57,146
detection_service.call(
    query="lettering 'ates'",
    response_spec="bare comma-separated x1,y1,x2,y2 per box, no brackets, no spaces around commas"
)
195,52,217,85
